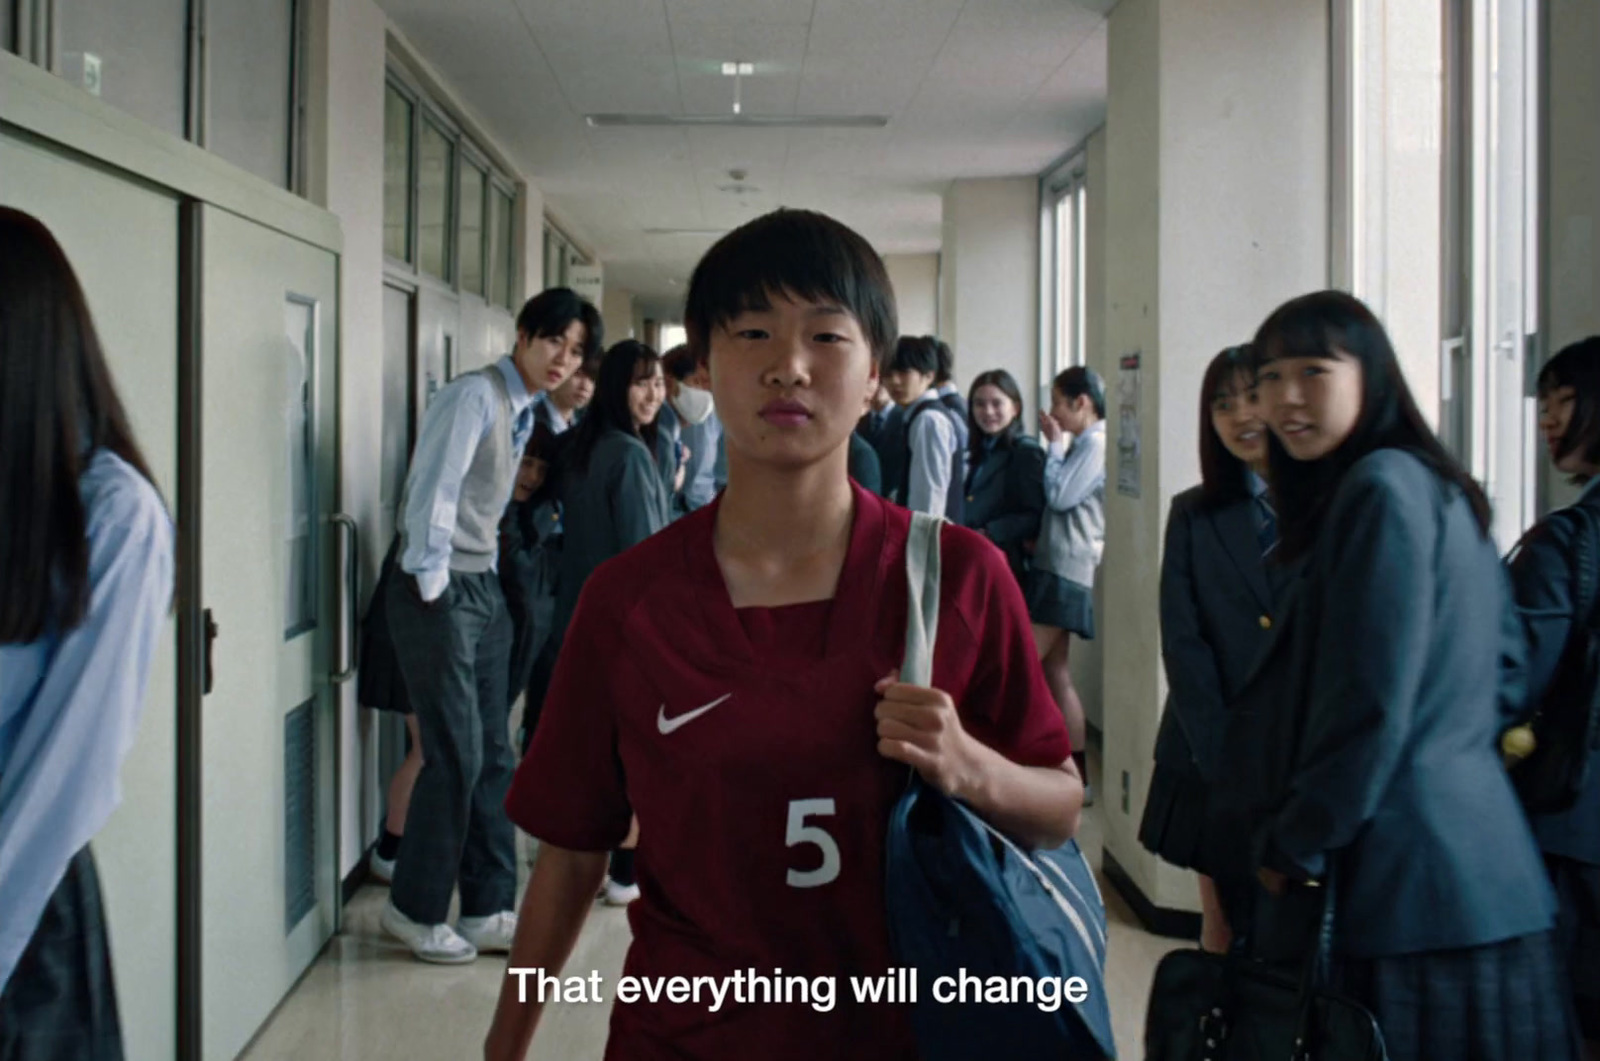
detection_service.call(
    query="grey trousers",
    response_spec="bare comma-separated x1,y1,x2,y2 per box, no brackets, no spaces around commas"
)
387,569,516,924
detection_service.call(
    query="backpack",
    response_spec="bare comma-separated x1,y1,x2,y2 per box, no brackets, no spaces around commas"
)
898,401,966,522
1505,503,1600,814
884,512,1116,1059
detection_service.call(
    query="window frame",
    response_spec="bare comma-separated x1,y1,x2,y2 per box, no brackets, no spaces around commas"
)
1038,155,1089,414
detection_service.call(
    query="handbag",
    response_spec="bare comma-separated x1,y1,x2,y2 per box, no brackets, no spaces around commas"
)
1144,879,1386,1061
884,511,1117,1060
1503,503,1600,814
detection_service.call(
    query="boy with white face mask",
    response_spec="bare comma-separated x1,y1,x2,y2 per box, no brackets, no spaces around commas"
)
661,344,725,512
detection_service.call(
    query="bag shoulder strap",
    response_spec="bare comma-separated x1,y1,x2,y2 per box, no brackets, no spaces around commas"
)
900,511,943,687
1565,503,1600,630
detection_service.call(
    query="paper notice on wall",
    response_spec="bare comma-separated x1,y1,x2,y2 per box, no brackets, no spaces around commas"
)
1117,352,1141,498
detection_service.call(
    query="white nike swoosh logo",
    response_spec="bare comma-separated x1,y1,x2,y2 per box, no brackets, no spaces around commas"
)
657,694,732,735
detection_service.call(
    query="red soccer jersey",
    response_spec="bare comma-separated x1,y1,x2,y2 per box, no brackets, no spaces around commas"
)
507,483,1072,1060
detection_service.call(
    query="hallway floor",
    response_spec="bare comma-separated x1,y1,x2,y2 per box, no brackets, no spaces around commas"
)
240,760,1186,1060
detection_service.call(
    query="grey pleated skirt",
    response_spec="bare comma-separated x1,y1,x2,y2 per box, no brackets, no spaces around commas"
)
1332,931,1583,1061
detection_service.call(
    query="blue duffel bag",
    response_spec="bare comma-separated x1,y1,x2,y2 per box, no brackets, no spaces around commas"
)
885,512,1116,1060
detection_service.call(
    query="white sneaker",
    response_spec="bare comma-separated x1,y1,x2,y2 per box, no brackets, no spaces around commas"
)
369,849,395,885
458,911,517,953
600,879,641,906
381,901,477,964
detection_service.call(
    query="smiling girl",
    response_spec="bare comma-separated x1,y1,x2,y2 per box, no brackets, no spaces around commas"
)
1229,290,1578,1061
485,209,1081,1061
1140,345,1280,957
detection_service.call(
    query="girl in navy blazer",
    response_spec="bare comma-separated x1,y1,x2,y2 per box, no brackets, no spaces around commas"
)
1507,335,1600,1055
1230,291,1577,1061
1140,344,1278,955
960,369,1045,588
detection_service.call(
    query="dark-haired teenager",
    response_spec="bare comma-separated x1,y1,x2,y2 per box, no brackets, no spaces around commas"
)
485,209,1080,1060
1228,291,1577,1060
1028,367,1107,790
0,209,174,1058
961,369,1045,587
883,335,962,518
381,287,599,964
501,425,561,726
1139,346,1278,956
550,339,673,906
1507,335,1600,1055
537,346,600,435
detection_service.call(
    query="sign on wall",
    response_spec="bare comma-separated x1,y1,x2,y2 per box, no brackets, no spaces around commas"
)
568,262,603,307
1116,352,1141,498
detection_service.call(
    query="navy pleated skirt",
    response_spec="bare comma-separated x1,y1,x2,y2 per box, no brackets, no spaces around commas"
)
1022,570,1095,638
1547,853,1600,1040
1138,761,1210,872
1333,931,1583,1061
0,847,124,1061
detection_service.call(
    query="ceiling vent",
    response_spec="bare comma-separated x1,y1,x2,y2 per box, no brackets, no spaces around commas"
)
586,114,888,129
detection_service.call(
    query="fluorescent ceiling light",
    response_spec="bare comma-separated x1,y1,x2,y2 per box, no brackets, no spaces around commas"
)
720,62,754,76
644,228,731,236
587,114,888,129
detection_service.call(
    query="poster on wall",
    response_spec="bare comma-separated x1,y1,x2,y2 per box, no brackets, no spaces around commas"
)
568,262,604,307
1117,352,1141,498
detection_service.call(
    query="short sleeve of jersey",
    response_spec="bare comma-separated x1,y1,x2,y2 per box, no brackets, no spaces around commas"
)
505,578,633,851
944,528,1074,769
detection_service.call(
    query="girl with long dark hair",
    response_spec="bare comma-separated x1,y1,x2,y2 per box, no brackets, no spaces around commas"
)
1139,345,1278,955
0,208,175,1058
550,338,672,905
1231,290,1578,1060
1506,335,1600,1056
960,369,1044,587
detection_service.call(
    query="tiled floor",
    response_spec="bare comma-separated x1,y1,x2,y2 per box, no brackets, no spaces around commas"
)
242,764,1187,1060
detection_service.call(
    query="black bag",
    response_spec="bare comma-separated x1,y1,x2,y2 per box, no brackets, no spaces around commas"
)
1505,504,1600,814
1144,881,1387,1061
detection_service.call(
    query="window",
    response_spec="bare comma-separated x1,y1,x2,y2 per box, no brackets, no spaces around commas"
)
383,67,520,308
1039,160,1088,412
1336,1,1539,549
282,295,318,638
383,84,414,263
418,117,455,282
490,186,516,310
206,0,298,188
52,0,188,137
459,159,486,297
658,323,687,352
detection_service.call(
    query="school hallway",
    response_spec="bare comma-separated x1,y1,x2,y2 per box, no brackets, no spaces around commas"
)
238,754,1182,1060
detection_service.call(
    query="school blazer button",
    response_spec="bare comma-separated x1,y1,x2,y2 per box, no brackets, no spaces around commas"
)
1259,615,1272,629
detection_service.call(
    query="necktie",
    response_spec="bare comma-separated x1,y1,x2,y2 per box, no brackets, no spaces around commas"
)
1257,494,1278,557
513,405,534,451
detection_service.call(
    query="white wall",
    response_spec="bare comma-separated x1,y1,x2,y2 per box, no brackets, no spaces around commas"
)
940,178,1041,397
309,0,388,878
884,252,940,338
603,285,637,345
1073,126,1109,732
1100,0,1328,915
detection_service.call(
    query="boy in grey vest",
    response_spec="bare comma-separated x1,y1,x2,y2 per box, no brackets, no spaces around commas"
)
382,288,602,964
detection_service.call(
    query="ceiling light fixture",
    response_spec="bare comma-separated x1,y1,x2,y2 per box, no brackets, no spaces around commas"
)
586,114,888,128
718,60,755,114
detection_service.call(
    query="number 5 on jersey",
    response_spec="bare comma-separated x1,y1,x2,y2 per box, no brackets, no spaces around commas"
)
786,799,840,888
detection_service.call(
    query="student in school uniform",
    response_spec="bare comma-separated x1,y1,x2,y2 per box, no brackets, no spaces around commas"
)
549,339,673,906
535,348,599,435
1026,367,1107,791
1227,290,1578,1061
883,335,962,518
381,287,600,965
1138,345,1279,956
1506,335,1600,1056
932,337,970,453
499,425,561,730
660,345,725,514
960,368,1045,588
484,208,1082,1061
0,209,175,1059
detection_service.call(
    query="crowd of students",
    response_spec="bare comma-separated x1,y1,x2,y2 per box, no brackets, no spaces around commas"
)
3,199,1598,1061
